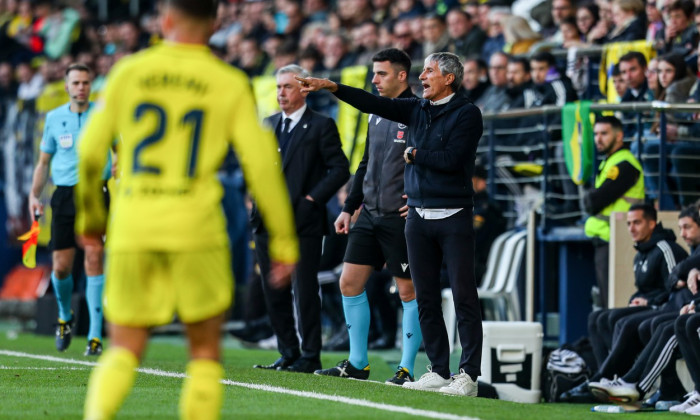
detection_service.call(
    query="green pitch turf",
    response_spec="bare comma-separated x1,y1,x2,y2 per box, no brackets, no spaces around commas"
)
0,324,683,419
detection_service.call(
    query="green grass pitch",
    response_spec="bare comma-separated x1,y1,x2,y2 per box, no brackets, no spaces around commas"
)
0,326,682,419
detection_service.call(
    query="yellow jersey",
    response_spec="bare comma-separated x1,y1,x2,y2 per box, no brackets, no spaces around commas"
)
75,42,298,263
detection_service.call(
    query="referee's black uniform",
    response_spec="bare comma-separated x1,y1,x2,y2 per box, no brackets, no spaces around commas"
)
334,84,484,381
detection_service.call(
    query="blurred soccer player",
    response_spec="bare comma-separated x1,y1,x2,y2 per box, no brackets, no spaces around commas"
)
29,63,111,356
76,1,298,419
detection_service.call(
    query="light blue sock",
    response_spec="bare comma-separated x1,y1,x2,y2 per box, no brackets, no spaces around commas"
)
399,299,422,376
51,272,73,322
86,275,105,341
343,291,370,370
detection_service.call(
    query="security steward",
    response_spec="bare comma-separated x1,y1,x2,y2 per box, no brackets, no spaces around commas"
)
584,115,645,309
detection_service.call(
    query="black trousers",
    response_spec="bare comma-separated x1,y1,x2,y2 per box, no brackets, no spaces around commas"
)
594,243,610,309
588,306,650,367
405,208,482,379
676,313,700,392
592,309,660,381
623,318,684,397
255,233,323,361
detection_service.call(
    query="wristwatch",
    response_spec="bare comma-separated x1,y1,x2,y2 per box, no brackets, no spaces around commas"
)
405,147,415,163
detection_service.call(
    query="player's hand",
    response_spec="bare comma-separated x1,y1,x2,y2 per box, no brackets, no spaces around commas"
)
687,268,700,295
334,212,352,234
295,76,338,93
268,261,295,289
399,194,409,218
629,297,648,307
29,195,43,221
682,301,697,314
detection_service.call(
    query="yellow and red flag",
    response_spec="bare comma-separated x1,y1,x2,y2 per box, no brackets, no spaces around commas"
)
17,220,40,269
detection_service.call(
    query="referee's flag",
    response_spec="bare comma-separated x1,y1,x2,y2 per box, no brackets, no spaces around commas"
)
18,220,40,269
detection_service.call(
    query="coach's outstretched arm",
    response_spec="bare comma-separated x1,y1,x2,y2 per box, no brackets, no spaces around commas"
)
296,75,414,126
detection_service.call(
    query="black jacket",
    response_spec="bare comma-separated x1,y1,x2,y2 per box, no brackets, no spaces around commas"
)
631,223,688,306
524,76,578,108
464,81,490,105
334,84,483,208
250,107,349,236
343,88,416,216
606,17,646,43
667,245,700,292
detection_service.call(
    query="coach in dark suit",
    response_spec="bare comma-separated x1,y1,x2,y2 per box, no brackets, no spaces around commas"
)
298,52,483,395
252,64,349,373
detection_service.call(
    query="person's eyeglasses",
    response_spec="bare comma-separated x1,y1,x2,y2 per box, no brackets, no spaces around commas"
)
489,66,506,70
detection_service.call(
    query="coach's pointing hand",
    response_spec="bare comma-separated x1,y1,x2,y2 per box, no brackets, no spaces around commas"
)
295,76,338,94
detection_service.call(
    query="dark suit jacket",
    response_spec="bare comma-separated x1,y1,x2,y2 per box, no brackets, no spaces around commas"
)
251,106,349,237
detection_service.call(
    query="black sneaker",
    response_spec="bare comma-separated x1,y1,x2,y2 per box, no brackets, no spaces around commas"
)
84,338,103,356
55,319,73,352
386,367,414,386
314,360,369,380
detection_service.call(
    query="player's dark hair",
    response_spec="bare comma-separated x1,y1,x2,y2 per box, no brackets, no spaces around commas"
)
629,203,657,222
65,62,92,77
167,0,218,19
372,48,412,74
679,204,700,226
595,115,623,133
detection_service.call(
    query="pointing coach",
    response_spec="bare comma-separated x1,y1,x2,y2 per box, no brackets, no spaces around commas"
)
297,52,483,396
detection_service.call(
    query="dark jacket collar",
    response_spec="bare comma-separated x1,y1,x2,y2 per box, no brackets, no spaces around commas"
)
635,223,677,252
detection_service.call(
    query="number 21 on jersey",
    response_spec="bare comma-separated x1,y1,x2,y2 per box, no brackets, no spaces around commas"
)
132,102,203,178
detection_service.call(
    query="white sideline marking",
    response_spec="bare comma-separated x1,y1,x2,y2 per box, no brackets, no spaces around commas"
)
0,365,89,371
0,350,479,420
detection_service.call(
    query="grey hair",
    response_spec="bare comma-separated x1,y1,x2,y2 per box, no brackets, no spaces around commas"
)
276,64,310,79
424,52,463,93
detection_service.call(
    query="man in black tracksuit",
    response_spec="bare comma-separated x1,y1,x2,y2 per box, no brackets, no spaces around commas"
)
298,52,483,396
585,206,700,407
314,48,423,386
562,204,688,402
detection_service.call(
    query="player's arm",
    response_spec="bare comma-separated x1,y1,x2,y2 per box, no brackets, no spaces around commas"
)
337,132,369,234
75,71,120,239
29,152,52,220
228,81,298,268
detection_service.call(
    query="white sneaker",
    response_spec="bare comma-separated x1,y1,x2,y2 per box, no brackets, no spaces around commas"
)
670,391,700,412
589,376,616,387
686,403,700,416
589,376,639,403
439,369,478,396
402,366,450,392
